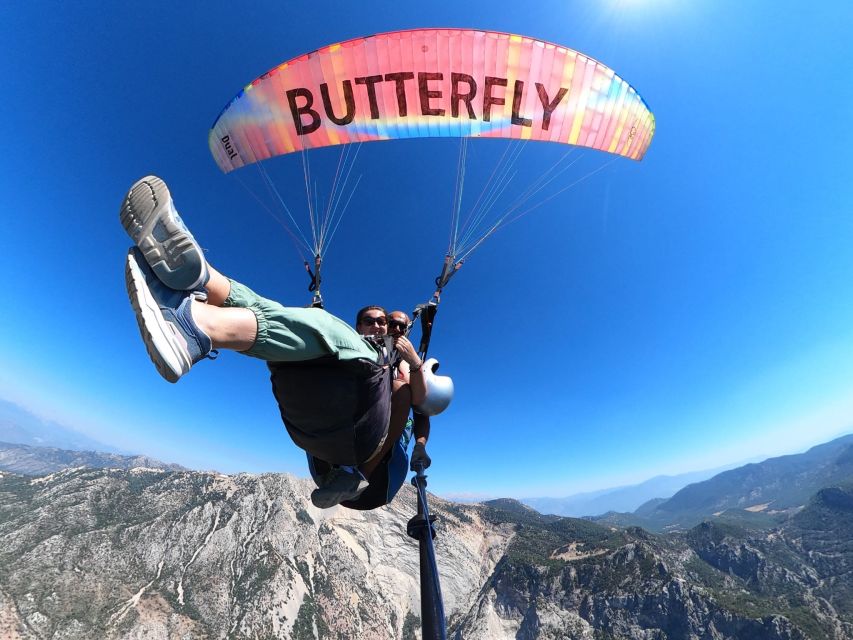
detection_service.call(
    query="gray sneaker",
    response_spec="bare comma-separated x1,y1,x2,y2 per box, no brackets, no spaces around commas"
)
120,176,209,291
311,467,370,509
125,247,214,383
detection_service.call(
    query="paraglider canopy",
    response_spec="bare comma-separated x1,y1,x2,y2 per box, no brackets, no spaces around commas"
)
209,28,655,173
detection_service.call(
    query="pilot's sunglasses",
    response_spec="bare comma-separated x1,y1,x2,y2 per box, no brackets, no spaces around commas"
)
360,316,387,326
388,320,407,331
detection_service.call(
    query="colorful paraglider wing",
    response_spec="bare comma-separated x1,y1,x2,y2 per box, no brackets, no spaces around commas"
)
209,28,655,173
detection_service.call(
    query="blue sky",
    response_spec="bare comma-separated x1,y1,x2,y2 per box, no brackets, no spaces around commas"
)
2,1,853,499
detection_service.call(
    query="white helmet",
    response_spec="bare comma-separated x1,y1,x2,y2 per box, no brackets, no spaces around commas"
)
413,358,454,416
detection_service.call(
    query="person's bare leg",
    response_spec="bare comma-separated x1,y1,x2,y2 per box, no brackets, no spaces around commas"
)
190,301,257,351
203,265,232,307
359,379,411,479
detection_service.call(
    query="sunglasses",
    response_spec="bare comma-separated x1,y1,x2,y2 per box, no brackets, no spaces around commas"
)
387,320,407,331
359,316,387,326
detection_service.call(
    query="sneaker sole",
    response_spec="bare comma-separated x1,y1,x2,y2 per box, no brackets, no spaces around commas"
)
310,480,370,508
120,176,208,291
125,251,192,383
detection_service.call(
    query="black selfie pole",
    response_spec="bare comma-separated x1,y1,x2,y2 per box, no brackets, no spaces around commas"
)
407,463,447,640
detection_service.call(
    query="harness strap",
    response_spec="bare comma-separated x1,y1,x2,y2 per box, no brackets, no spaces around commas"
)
304,254,324,308
412,255,463,360
435,255,463,292
364,335,399,368
412,302,438,359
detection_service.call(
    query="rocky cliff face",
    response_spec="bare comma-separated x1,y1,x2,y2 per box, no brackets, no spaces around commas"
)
0,468,509,640
1,469,851,639
453,503,843,640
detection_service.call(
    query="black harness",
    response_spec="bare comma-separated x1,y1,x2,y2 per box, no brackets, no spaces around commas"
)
268,355,392,466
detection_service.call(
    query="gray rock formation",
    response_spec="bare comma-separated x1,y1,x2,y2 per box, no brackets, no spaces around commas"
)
1,468,850,639
0,468,509,639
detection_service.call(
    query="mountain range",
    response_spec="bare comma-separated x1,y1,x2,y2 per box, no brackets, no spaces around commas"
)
1,435,852,638
0,399,121,454
521,464,744,517
595,433,853,533
0,441,186,476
